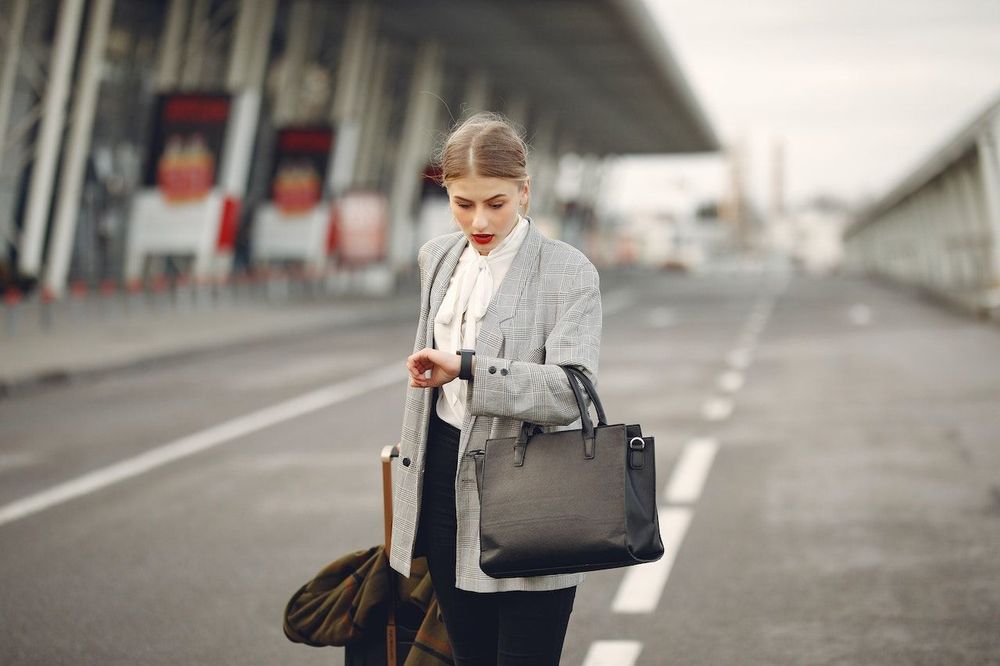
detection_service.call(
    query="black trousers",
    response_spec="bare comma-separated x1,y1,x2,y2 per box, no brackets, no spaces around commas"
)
415,399,577,666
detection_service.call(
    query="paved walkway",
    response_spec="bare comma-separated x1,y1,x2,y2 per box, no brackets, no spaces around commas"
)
0,276,419,395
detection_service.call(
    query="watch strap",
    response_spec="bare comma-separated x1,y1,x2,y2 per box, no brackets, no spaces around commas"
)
457,349,475,381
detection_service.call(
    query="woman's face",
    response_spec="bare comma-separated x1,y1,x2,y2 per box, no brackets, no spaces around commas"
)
446,174,528,255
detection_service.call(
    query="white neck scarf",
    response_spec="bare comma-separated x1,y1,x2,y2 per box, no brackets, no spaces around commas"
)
434,215,530,410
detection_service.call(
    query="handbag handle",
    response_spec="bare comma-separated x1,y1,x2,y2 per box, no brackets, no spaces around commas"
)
563,366,607,427
514,365,606,462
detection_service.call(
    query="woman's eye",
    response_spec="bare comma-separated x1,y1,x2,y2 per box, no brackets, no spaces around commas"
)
456,203,471,209
490,203,504,209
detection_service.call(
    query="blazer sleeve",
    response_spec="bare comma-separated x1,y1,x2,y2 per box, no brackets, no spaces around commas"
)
468,258,602,426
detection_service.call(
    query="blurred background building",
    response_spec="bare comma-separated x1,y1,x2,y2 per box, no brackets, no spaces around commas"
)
0,0,721,302
1,0,998,320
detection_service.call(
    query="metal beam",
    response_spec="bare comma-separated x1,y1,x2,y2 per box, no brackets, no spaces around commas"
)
156,0,188,89
388,40,443,270
976,121,1000,287
43,0,115,297
17,0,85,278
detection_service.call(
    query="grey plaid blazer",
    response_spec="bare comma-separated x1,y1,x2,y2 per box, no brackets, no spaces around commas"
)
389,217,602,592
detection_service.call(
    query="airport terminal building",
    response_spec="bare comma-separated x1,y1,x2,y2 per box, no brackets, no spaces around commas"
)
0,0,717,298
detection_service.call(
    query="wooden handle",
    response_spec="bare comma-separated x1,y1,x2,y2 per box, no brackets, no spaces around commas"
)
380,443,401,666
380,444,398,550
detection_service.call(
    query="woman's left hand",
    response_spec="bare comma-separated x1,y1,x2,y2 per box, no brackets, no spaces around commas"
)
407,347,462,388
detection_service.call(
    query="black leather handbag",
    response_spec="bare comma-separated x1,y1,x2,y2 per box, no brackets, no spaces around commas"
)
470,365,665,578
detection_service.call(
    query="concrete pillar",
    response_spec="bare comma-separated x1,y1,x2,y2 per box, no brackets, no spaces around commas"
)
355,39,392,188
461,70,490,116
156,0,188,89
918,191,937,286
43,0,115,297
957,153,992,286
179,0,210,89
528,111,557,217
388,40,443,271
578,154,605,209
945,164,977,288
329,0,378,195
503,91,529,130
273,0,312,125
17,0,85,278
929,182,952,289
205,0,276,278
225,0,257,91
975,115,1000,287
0,0,28,185
218,0,276,195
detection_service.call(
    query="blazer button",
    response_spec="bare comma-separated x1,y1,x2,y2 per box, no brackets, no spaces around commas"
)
500,368,509,376
488,366,497,374
402,457,411,467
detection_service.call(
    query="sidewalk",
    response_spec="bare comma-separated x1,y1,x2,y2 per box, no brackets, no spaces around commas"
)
1,272,419,397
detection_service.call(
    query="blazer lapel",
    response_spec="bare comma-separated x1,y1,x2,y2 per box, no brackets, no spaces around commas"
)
474,219,542,358
423,219,542,358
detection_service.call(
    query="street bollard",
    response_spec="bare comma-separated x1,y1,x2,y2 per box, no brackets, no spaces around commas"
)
99,278,119,319
150,275,169,312
174,274,193,312
70,280,89,322
194,275,212,310
124,278,143,316
4,287,21,336
39,287,55,331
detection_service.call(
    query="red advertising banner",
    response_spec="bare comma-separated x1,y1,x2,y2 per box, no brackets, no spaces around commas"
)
145,92,231,203
270,127,334,216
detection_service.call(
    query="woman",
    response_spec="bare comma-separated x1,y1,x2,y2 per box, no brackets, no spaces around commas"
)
390,112,602,665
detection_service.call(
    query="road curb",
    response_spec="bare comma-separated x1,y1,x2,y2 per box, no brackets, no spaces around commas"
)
0,298,416,401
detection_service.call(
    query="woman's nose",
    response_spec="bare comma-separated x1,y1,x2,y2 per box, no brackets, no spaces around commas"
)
472,211,489,231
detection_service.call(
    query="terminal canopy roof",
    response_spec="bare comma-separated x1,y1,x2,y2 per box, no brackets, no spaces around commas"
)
379,0,719,155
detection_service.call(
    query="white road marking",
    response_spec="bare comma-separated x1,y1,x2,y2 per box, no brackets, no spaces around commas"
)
665,438,719,504
581,641,643,666
611,507,693,613
701,396,734,421
717,370,744,393
0,362,403,527
849,304,872,325
727,348,752,370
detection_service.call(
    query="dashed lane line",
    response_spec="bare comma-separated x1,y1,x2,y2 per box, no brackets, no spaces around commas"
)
717,370,745,393
611,507,693,614
726,348,752,370
665,438,719,504
581,640,644,666
701,396,734,421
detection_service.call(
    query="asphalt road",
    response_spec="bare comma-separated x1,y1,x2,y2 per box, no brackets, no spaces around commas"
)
1,269,998,665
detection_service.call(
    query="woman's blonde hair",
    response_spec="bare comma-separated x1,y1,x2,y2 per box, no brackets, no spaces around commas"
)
433,111,531,214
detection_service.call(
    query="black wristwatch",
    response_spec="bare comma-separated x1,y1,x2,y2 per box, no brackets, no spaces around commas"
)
456,349,475,381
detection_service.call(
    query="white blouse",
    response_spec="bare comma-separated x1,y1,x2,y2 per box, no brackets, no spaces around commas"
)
433,215,530,429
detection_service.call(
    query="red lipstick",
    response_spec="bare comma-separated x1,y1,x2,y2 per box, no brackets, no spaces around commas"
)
471,234,494,245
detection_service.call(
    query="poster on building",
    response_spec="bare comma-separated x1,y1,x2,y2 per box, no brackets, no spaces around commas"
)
144,92,231,203
269,127,334,216
336,192,388,265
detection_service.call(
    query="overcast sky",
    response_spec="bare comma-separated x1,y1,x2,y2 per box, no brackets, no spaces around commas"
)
603,0,1000,215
